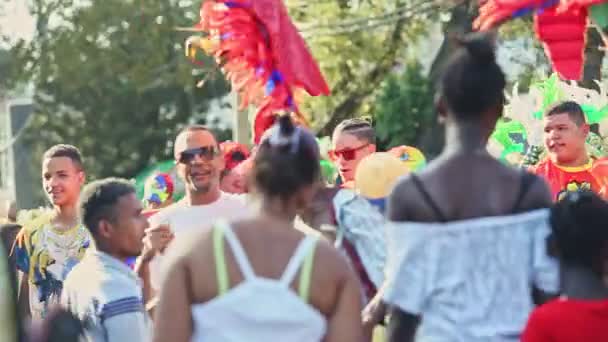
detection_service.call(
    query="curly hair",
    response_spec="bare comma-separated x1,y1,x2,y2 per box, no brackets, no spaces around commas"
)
550,191,608,274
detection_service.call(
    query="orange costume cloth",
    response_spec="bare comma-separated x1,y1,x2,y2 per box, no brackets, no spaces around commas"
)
531,157,608,201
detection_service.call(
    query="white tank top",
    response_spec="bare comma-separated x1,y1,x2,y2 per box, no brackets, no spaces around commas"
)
191,222,327,341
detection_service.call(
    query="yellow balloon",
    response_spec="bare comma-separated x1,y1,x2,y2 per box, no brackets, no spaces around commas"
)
354,152,409,199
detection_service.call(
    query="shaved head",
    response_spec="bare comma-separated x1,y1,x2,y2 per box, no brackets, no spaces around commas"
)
173,125,218,160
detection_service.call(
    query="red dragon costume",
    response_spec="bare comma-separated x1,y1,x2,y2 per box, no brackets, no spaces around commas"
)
186,0,330,143
475,0,608,80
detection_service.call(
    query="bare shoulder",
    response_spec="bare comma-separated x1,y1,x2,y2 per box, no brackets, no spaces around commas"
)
519,172,552,210
387,174,422,221
313,238,352,281
523,175,553,210
498,165,552,211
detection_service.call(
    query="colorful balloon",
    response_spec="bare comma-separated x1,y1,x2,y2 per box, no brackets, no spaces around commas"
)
354,152,409,199
388,145,427,171
143,173,174,207
134,160,184,202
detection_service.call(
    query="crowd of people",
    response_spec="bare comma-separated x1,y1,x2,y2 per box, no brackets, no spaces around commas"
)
1,33,608,342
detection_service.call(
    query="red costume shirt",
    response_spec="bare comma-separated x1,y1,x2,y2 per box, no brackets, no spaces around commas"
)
531,157,608,201
522,298,608,342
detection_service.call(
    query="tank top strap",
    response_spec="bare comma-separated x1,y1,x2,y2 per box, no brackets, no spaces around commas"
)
297,239,318,302
280,236,319,295
212,225,229,296
411,173,447,222
216,220,256,280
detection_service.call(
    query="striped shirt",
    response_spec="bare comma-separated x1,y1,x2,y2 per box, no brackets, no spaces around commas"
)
61,250,150,342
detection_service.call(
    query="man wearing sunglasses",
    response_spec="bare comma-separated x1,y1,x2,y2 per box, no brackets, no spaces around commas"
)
330,119,377,187
141,125,249,295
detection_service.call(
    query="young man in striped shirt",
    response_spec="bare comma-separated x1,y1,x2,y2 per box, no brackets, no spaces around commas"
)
61,178,151,341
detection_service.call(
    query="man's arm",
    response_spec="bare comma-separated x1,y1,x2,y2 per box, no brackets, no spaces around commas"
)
139,223,174,312
134,256,155,313
361,283,387,338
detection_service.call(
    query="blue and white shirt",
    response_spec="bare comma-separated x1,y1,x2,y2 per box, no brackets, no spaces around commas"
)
61,250,150,342
332,189,386,290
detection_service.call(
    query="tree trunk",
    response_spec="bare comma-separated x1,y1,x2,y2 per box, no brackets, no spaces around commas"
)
581,28,605,90
419,1,475,158
317,14,409,137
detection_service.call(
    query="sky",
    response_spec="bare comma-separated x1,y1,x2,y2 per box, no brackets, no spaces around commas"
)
0,1,35,44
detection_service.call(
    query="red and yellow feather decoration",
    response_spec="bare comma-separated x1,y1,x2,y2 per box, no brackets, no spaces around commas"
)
186,0,330,143
475,0,608,80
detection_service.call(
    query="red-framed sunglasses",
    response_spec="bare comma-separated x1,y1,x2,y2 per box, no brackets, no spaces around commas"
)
177,146,219,164
328,143,369,161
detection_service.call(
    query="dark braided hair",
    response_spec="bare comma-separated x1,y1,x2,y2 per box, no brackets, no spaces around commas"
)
550,191,608,274
253,115,320,200
439,32,506,120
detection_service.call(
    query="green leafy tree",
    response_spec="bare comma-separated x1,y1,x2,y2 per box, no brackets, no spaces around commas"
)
287,0,447,136
373,60,433,150
9,0,229,182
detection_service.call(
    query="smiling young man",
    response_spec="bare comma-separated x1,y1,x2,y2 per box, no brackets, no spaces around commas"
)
14,145,91,320
330,119,377,188
144,125,250,292
531,101,608,201
62,178,151,341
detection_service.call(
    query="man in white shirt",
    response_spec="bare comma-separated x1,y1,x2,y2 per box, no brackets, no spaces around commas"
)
144,125,250,291
61,178,151,342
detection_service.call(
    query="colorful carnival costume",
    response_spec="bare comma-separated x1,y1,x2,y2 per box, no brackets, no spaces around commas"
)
488,75,608,200
143,173,174,209
135,160,184,205
186,0,330,143
220,141,250,171
13,209,90,319
530,157,608,200
475,0,608,80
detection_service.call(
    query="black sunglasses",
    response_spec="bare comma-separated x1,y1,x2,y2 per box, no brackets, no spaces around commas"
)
178,146,219,164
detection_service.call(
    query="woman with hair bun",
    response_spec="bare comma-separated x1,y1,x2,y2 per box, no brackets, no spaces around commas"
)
522,191,608,341
153,115,364,342
381,33,559,341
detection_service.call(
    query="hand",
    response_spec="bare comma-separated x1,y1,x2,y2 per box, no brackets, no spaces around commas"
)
361,296,386,340
142,224,174,257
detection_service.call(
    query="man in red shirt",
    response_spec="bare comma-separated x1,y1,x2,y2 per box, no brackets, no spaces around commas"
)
530,101,608,201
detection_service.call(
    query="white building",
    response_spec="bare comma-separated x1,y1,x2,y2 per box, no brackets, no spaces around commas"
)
0,96,36,209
